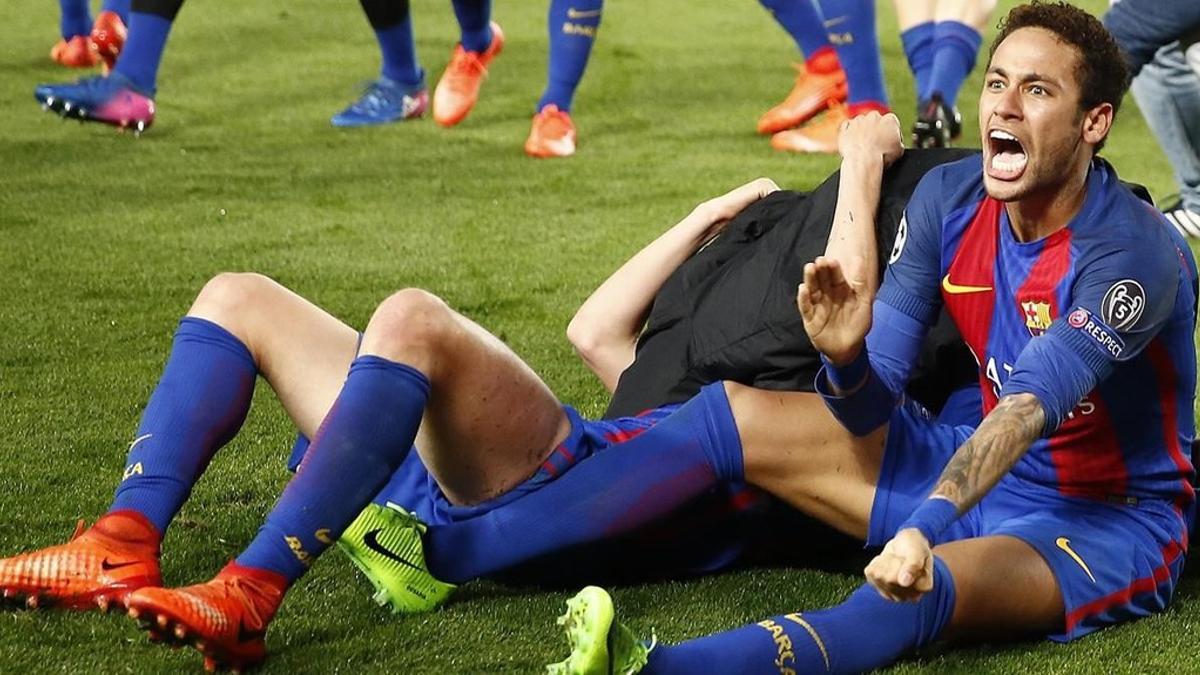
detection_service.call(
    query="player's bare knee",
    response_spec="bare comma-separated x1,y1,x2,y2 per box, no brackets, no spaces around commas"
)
361,288,451,366
188,272,280,339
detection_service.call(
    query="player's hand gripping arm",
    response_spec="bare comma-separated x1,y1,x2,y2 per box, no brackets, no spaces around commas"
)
567,178,781,391
865,393,1046,601
798,112,905,371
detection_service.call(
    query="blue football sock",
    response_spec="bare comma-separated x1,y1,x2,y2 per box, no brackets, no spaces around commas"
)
109,318,257,536
421,383,743,584
901,21,935,101
926,21,982,107
113,11,175,95
236,356,428,583
101,0,132,23
536,0,602,113
646,557,957,674
759,0,831,59
359,0,424,88
59,0,92,40
451,0,493,53
818,0,887,107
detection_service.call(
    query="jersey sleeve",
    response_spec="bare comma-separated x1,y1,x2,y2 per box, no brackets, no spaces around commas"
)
1002,234,1180,433
817,167,947,434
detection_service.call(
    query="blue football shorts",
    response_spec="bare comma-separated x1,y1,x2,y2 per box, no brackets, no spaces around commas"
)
870,400,1190,642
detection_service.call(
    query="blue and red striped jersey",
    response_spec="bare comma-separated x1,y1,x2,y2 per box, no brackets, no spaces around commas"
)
868,155,1197,505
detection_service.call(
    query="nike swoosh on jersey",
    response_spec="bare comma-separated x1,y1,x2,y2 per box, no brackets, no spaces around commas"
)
942,274,993,294
1055,537,1097,584
363,529,424,572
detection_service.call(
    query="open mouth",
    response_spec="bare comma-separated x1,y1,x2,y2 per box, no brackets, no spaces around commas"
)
987,129,1027,181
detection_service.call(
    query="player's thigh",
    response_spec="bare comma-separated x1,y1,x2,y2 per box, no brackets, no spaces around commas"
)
187,272,359,439
726,382,885,540
361,289,569,506
936,535,1064,640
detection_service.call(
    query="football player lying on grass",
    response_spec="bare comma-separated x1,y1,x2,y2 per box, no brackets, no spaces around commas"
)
0,139,982,671
546,4,1199,674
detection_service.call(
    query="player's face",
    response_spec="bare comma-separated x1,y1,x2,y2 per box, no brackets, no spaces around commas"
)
978,27,1089,202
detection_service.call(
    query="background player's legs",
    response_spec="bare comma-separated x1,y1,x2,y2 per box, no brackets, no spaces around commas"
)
770,0,888,154
610,536,1060,674
331,0,429,127
450,0,493,54
35,0,183,130
51,0,98,68
524,0,602,158
726,382,885,538
113,0,184,95
58,0,92,41
756,0,848,136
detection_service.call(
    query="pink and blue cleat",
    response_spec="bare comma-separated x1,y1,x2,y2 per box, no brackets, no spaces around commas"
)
34,71,155,134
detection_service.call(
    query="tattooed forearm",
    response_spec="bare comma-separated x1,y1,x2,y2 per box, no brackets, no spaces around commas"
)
931,393,1046,510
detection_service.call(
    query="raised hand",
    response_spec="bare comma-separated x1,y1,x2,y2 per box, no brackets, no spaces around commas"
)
838,111,905,168
796,255,873,366
864,528,934,602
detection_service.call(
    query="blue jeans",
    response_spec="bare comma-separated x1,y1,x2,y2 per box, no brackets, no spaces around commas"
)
1131,44,1200,212
1106,0,1200,212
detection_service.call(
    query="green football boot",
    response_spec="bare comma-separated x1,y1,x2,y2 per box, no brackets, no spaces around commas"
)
546,586,654,675
337,502,455,614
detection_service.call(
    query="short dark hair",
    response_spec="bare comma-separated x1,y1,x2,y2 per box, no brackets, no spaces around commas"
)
989,2,1129,149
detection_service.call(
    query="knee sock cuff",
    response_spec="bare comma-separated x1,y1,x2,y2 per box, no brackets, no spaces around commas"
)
934,21,982,58
698,383,745,483
176,317,257,371
349,355,431,394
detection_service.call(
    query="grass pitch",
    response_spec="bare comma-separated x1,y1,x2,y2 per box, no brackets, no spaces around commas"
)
0,0,1195,672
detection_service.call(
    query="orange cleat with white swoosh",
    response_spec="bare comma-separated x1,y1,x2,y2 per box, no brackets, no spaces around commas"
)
0,510,161,611
432,21,505,127
524,105,577,158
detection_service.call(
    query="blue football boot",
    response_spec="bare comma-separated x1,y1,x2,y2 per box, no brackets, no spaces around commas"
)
331,76,428,127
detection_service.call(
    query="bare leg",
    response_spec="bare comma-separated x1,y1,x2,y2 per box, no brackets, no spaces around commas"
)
358,288,570,505
892,0,936,31
726,381,886,539
186,272,360,439
934,0,996,32
937,535,1063,639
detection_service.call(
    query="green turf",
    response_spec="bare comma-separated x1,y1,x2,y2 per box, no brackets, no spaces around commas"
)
0,0,1194,672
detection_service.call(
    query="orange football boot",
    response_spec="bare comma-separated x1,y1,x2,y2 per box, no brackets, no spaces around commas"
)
524,105,576,158
770,103,849,154
50,35,100,69
90,11,128,74
0,509,161,611
126,562,288,672
757,61,848,135
432,21,505,127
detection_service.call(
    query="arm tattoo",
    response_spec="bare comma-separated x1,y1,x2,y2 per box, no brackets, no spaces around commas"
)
931,393,1046,510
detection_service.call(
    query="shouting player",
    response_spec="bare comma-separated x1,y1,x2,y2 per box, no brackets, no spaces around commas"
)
548,3,1198,673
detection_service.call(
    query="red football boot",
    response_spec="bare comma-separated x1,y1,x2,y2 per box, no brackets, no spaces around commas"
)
50,35,100,69
126,562,288,672
90,11,128,74
0,510,161,611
